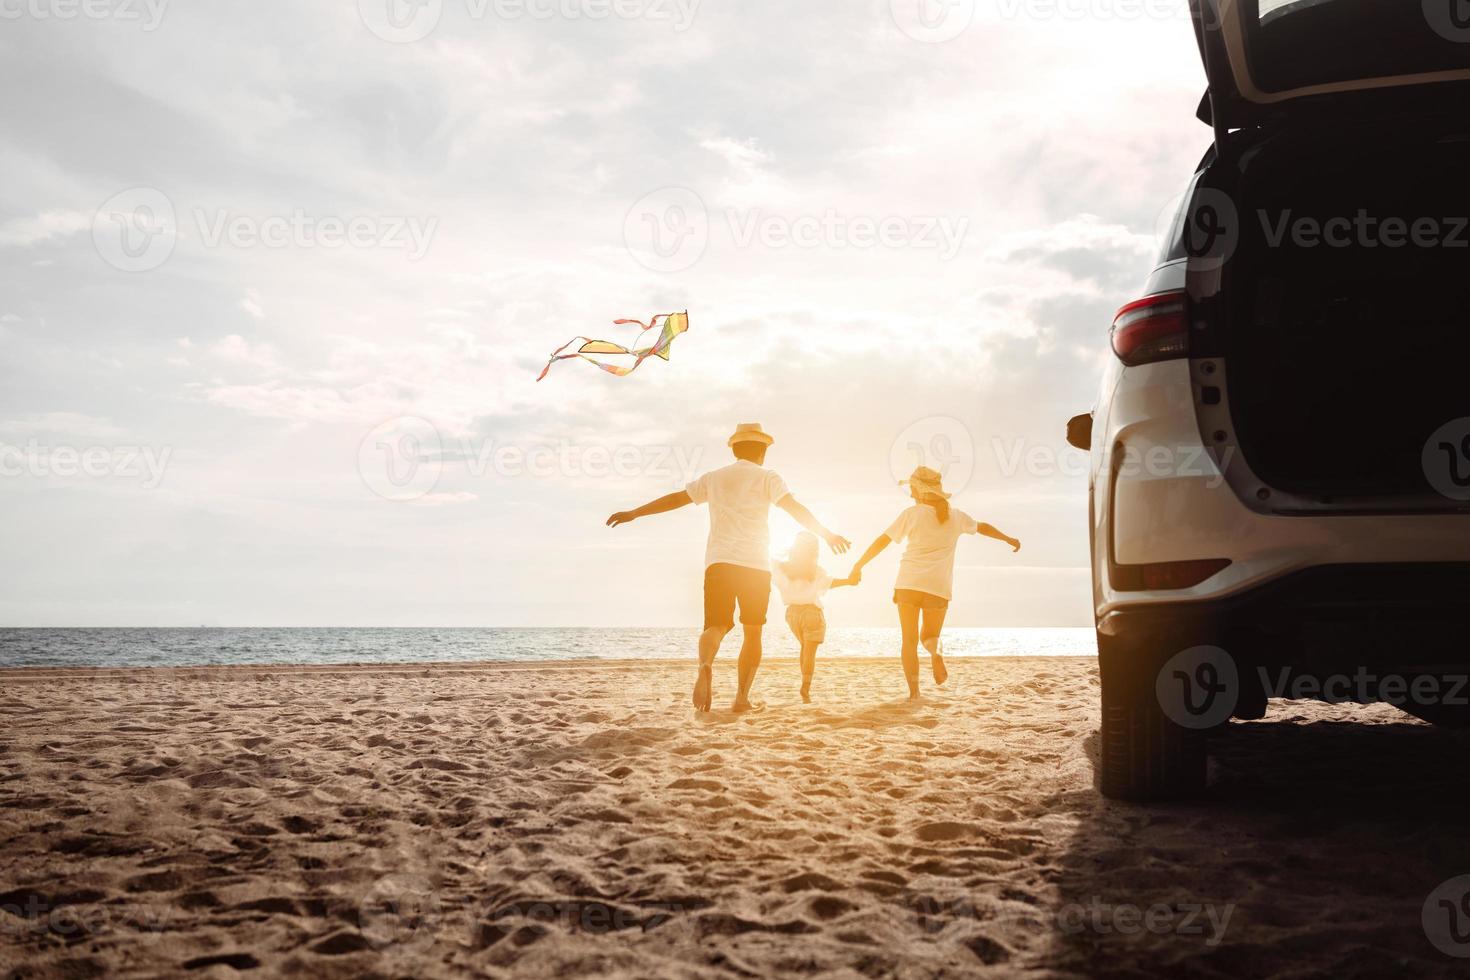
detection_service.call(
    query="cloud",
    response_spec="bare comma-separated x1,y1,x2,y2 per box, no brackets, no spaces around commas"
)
0,209,90,248
0,412,125,439
210,334,280,371
0,4,1208,625
410,491,479,507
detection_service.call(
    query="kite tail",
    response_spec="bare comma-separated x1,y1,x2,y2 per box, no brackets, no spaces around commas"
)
535,335,598,383
536,311,689,381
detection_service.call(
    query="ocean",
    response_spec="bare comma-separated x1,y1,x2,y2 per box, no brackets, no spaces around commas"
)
0,627,1094,669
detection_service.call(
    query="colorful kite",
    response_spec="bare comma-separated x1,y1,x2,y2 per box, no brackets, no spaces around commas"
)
536,311,690,382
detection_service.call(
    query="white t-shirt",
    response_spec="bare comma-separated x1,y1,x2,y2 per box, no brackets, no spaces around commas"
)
773,567,833,608
884,505,979,600
685,460,791,571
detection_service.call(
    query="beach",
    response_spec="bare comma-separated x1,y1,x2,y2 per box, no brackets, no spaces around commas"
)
3,656,1468,978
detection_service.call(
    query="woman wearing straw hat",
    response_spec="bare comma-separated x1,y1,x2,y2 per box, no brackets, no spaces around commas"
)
848,466,1020,700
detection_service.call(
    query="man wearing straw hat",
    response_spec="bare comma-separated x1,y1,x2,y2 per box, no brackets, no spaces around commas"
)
607,423,850,712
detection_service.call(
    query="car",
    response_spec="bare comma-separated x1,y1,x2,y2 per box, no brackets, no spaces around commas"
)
1071,0,1470,801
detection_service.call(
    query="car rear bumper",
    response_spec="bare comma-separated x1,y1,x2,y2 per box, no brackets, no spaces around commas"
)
1099,562,1470,671
1096,359,1470,619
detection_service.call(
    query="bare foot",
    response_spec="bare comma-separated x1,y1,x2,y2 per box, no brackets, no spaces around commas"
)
907,678,920,701
800,680,811,704
731,698,753,713
924,637,947,685
693,664,712,713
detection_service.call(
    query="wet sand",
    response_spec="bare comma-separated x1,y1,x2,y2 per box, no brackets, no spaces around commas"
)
2,656,1468,978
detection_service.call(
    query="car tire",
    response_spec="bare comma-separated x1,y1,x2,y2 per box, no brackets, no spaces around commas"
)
1097,630,1209,801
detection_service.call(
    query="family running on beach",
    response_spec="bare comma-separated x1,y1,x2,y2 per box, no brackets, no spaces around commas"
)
607,422,1021,711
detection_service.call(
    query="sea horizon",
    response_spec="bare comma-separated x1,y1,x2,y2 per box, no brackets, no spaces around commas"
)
0,626,1095,669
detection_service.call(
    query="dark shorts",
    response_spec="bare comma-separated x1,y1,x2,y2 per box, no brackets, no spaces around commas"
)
893,589,949,611
704,563,772,630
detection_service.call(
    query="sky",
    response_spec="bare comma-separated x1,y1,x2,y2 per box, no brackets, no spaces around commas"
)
0,0,1211,627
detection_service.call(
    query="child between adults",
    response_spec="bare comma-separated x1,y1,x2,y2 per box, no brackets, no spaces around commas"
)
848,466,1021,700
773,532,857,703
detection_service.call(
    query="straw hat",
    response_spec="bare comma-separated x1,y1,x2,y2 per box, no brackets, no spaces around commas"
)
901,465,951,499
728,422,774,448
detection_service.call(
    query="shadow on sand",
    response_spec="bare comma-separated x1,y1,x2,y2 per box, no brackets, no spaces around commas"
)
1048,715,1470,978
695,694,944,732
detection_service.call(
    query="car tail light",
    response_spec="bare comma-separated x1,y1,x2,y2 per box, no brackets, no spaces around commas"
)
1111,291,1188,365
1112,558,1231,592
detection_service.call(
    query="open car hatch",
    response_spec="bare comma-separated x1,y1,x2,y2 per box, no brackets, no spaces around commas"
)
1191,0,1470,129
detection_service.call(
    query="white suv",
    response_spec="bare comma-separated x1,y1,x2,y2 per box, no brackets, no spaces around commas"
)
1075,0,1470,800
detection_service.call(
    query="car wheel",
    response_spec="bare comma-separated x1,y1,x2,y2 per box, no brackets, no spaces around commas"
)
1097,630,1210,801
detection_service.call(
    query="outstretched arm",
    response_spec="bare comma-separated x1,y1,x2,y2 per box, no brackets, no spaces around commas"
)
977,522,1021,552
607,491,692,528
847,534,892,583
776,495,851,554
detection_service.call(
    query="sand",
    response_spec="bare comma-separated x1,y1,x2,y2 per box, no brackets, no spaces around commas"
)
2,655,1469,978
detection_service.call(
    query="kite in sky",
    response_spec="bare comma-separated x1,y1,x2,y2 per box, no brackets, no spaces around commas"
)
536,311,690,382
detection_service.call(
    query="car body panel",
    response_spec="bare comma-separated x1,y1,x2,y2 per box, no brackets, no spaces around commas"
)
1190,0,1470,129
